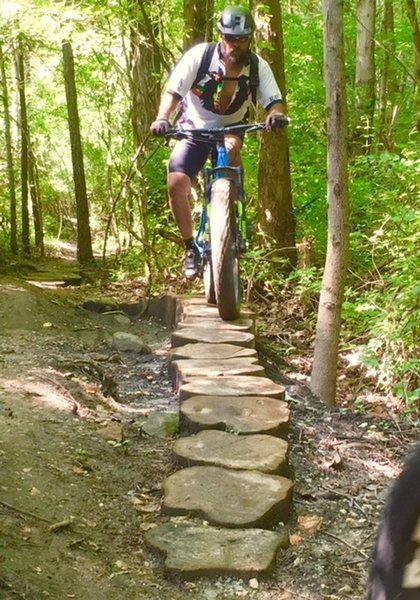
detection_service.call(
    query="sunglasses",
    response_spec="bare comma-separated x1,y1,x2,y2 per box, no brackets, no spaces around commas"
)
222,34,251,44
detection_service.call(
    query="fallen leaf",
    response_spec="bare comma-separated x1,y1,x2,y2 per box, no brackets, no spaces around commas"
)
289,533,303,546
297,515,323,535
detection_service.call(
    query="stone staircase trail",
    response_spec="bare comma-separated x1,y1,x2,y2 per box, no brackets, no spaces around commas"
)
146,297,293,578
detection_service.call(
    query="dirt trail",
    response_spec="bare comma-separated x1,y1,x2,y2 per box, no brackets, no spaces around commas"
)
0,266,417,600
0,274,187,600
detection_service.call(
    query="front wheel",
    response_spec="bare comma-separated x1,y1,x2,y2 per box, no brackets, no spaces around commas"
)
209,178,240,321
203,254,216,305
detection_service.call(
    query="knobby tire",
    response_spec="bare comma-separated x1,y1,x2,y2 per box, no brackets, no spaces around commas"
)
209,178,240,321
203,256,216,305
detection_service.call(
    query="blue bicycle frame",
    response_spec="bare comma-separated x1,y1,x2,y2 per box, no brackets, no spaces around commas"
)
165,122,266,272
196,142,247,262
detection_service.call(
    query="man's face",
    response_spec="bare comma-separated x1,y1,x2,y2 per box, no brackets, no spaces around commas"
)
220,34,251,66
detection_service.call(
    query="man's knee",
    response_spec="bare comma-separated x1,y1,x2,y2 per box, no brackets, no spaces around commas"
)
168,172,191,202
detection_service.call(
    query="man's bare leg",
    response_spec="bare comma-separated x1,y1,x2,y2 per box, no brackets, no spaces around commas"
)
168,171,200,278
167,172,194,240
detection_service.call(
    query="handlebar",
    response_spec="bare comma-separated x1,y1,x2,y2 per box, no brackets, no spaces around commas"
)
164,122,274,143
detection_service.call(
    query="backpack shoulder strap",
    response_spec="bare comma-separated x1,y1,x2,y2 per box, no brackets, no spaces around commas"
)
248,52,259,105
191,43,217,89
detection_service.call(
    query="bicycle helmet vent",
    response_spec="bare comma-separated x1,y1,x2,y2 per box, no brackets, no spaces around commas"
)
217,5,255,37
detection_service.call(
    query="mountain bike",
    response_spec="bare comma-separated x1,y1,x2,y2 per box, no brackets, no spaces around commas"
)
166,122,269,321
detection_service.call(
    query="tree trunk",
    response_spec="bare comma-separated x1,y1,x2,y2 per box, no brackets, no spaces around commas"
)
183,0,214,49
353,0,376,154
28,148,44,256
62,41,94,264
310,0,350,406
253,1,297,267
378,0,396,149
15,42,31,257
406,0,420,85
0,43,18,254
128,0,163,283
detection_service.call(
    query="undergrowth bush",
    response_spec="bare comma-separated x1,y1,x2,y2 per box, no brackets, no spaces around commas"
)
341,147,419,410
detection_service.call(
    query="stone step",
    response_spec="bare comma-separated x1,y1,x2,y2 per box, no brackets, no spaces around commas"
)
178,376,286,402
173,429,289,475
170,357,264,389
169,342,257,362
178,316,255,333
171,327,255,348
163,465,293,528
145,522,288,577
176,298,255,322
180,395,290,437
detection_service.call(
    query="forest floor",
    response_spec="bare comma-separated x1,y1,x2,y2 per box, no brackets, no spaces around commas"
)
0,254,418,600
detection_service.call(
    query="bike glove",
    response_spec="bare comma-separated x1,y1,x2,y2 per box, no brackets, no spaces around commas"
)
265,113,289,131
150,119,171,136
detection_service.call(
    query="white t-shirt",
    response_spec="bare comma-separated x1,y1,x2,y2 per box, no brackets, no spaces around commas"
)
166,42,283,128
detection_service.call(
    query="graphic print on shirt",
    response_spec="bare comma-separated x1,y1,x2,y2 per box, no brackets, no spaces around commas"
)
191,73,251,115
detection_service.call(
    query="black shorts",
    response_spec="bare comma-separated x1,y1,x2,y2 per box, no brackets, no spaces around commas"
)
168,138,213,179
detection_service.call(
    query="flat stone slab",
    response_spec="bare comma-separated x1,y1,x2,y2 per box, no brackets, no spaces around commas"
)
177,299,254,320
173,430,289,474
178,317,254,333
163,466,293,527
146,522,288,577
170,358,264,388
169,342,257,362
179,376,286,402
180,395,290,436
171,328,255,348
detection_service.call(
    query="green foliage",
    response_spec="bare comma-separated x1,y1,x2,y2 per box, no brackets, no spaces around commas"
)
0,0,418,412
341,148,420,406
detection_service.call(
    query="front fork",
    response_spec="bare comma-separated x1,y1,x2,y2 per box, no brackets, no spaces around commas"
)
196,166,248,257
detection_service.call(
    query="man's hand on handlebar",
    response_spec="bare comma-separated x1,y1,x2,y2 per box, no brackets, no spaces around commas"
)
150,118,171,136
265,112,289,131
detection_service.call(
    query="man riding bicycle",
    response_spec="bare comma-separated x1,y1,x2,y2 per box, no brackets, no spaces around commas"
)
150,5,288,279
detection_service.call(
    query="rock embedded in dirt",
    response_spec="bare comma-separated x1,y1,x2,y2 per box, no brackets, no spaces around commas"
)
111,313,132,326
142,411,179,438
145,522,288,577
98,421,124,442
111,331,151,354
173,429,289,474
180,395,290,436
163,466,293,527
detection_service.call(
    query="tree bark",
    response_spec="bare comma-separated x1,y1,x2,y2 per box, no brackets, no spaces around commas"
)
310,0,350,406
378,0,397,149
406,0,420,85
0,43,18,254
28,148,44,256
183,0,214,49
253,1,297,267
62,41,94,264
128,0,163,282
353,0,376,154
15,41,31,257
